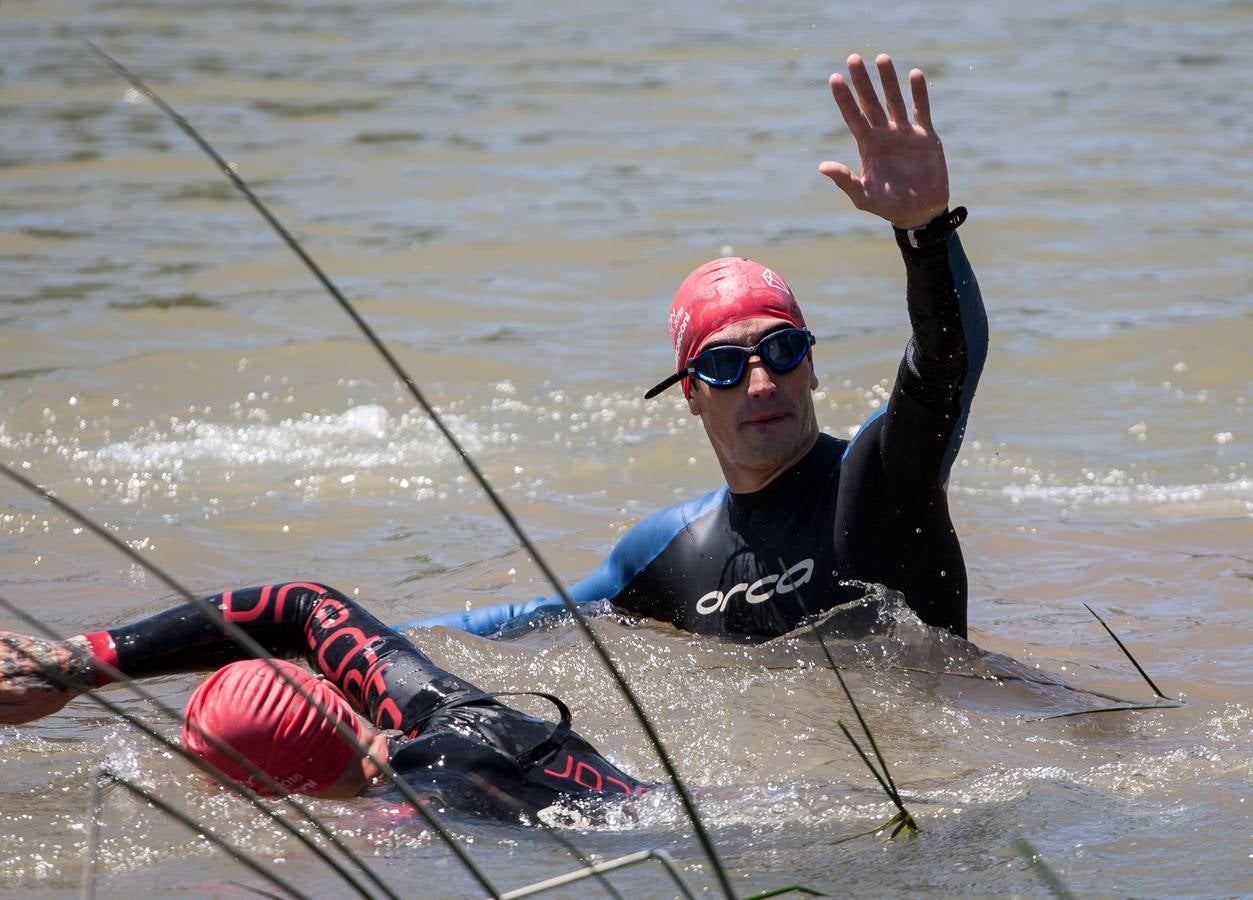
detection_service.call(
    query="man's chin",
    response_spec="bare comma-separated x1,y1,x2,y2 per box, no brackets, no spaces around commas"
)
739,435,802,468
742,421,818,462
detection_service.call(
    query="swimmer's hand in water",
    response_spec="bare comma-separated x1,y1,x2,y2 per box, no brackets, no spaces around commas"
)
0,632,93,724
819,52,950,231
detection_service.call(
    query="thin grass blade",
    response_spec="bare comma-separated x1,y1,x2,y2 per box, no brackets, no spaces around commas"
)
106,771,311,900
0,592,392,900
496,849,697,900
1034,700,1181,720
85,43,733,899
786,579,913,824
831,667,902,800
466,773,625,900
1083,603,1173,700
1012,837,1078,900
740,884,830,898
836,721,916,832
0,466,500,898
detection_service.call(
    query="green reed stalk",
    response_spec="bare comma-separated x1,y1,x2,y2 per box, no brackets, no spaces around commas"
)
497,849,697,900
85,43,734,899
741,883,830,898
1083,604,1173,701
835,722,915,831
1011,837,1077,900
0,465,500,899
831,667,902,802
786,581,918,835
104,770,311,900
0,593,392,900
465,773,626,900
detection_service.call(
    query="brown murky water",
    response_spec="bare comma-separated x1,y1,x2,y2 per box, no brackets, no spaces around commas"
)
2,0,1250,897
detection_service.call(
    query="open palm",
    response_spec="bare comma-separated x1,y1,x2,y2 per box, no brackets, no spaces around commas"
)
819,53,950,230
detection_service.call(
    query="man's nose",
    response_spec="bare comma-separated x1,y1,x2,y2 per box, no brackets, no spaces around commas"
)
744,356,777,397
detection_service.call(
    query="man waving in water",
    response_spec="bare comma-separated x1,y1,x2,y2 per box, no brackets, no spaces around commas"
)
412,53,986,640
1,46,981,710
0,51,978,813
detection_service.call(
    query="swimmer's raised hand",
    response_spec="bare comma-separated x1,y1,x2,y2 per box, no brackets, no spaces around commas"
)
0,632,93,724
819,53,950,230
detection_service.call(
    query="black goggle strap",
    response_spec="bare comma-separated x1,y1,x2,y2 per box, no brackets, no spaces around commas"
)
643,329,815,399
643,368,690,399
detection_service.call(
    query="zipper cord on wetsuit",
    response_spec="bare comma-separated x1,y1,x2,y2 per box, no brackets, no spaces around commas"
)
402,691,574,772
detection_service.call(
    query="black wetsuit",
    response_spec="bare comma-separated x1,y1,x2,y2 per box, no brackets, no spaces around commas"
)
408,215,986,640
84,583,647,814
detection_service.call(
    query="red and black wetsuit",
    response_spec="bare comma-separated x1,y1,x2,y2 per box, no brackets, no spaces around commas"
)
408,214,987,640
84,583,647,815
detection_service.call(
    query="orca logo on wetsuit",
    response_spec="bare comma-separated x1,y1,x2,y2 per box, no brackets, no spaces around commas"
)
695,558,814,616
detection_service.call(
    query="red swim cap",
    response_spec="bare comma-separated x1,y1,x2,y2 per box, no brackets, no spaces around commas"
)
182,658,364,796
664,257,806,398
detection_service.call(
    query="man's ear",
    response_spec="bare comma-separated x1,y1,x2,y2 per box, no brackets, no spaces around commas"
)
808,354,818,390
687,389,702,416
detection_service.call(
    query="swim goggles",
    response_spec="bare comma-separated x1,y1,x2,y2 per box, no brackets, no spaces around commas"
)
644,327,815,398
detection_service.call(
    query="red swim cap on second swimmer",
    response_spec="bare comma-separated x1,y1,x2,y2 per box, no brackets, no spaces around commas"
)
182,658,363,795
665,257,806,398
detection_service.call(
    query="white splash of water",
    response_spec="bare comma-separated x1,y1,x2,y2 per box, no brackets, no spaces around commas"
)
92,404,485,474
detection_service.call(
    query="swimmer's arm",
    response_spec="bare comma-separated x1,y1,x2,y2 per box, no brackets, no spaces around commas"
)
0,584,352,724
397,555,625,637
895,222,987,404
0,592,302,724
821,52,986,484
843,219,985,485
0,584,472,731
399,492,720,636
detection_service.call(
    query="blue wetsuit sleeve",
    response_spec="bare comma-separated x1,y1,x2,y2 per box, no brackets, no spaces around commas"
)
401,602,542,635
397,488,725,636
396,556,627,635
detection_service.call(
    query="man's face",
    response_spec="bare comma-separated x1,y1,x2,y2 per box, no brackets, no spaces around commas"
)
686,316,819,492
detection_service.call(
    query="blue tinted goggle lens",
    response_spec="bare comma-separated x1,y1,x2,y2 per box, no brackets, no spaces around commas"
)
690,328,814,388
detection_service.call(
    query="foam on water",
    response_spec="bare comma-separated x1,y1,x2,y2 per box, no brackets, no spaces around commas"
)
92,403,477,472
0,596,1239,896
996,477,1253,516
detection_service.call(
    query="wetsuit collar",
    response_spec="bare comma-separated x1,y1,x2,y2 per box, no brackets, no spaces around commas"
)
727,433,839,515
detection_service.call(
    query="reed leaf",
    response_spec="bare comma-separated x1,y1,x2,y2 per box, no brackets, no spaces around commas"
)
785,575,917,835
466,773,626,900
1034,701,1180,721
0,592,394,900
0,465,500,898
740,884,830,898
87,43,733,899
105,770,311,899
1011,837,1077,900
496,849,696,900
1083,604,1173,701
836,721,916,832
